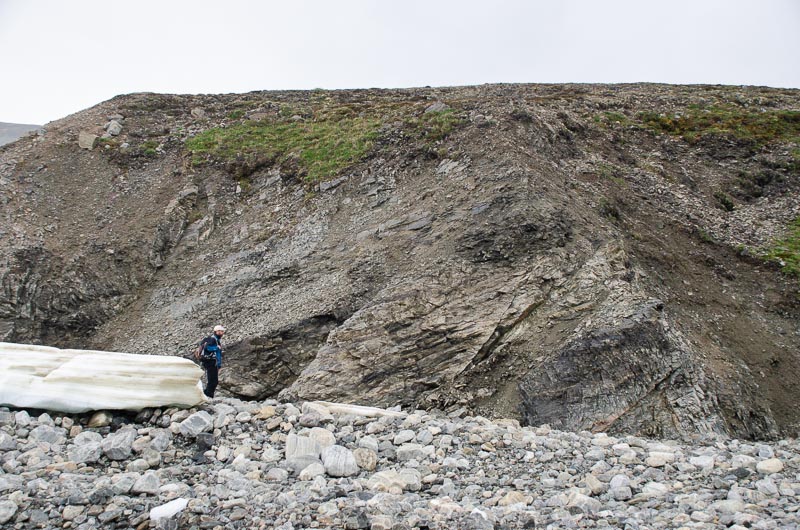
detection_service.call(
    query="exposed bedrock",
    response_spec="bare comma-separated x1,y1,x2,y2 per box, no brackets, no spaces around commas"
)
2,84,798,440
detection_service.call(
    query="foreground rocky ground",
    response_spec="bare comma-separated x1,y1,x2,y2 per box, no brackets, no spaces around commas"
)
0,398,797,529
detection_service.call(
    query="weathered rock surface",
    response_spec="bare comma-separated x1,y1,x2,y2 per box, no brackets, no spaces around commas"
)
1,84,799,440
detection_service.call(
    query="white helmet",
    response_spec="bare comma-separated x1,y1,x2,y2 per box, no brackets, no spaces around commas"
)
213,325,226,332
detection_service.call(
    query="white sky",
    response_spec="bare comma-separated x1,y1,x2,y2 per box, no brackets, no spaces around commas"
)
1,0,798,124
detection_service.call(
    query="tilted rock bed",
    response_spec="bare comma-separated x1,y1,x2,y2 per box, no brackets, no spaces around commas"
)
0,399,798,529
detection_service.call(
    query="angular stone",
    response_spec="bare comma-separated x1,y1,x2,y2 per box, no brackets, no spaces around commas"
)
609,474,631,489
308,427,336,450
584,474,606,495
298,462,326,480
0,501,17,524
131,471,160,495
689,455,715,472
425,101,449,113
14,410,31,426
398,468,422,492
62,505,84,521
266,468,289,482
105,121,123,136
0,431,17,451
179,411,213,437
78,131,97,149
285,433,320,459
756,458,784,474
321,445,359,477
498,491,528,506
642,482,670,497
88,411,113,428
68,441,102,464
353,448,377,471
367,470,408,494
393,430,416,445
645,451,675,467
732,454,757,469
396,443,426,461
566,492,601,513
102,428,137,460
149,498,188,521
358,436,379,452
611,486,632,500
285,455,323,475
713,499,745,514
755,478,779,496
29,425,66,445
0,411,14,426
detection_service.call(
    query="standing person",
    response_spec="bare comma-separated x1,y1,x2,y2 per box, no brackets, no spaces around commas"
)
197,325,225,398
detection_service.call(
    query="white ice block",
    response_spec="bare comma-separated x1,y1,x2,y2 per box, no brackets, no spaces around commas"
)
0,342,206,413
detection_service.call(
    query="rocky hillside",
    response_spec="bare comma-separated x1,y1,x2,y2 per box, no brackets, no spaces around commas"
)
1,84,799,441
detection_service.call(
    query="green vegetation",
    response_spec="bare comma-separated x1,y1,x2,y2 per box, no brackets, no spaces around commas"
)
228,109,245,120
638,105,800,145
407,109,465,143
96,137,120,149
764,217,800,278
598,198,621,220
186,112,380,182
697,228,716,244
596,162,626,186
186,101,465,183
140,140,159,157
593,111,632,127
713,191,735,212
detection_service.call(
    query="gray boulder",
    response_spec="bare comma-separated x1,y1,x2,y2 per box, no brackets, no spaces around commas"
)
179,411,213,437
102,428,137,460
321,445,359,477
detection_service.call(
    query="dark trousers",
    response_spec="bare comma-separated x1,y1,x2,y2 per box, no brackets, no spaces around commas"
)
202,359,219,398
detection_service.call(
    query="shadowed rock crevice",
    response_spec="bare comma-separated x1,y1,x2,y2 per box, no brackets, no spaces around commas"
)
222,314,345,400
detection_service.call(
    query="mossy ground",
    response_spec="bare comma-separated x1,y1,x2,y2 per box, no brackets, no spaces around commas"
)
638,105,800,145
185,101,464,183
764,217,800,279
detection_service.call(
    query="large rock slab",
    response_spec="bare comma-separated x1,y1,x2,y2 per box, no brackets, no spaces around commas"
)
0,342,205,413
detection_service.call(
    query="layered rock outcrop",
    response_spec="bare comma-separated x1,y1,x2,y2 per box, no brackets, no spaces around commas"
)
1,84,798,440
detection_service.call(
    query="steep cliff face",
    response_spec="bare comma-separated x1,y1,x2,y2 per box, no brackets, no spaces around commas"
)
1,84,798,440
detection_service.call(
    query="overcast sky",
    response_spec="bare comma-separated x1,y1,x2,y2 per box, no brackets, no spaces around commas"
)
1,0,798,124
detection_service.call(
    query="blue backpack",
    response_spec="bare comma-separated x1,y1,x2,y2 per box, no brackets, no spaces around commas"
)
199,336,221,364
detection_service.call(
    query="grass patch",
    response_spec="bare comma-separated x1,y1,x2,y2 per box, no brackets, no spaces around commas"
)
186,101,465,182
140,140,159,157
638,105,800,145
713,190,735,211
764,217,800,278
596,162,626,186
593,111,632,127
186,112,380,182
408,109,465,143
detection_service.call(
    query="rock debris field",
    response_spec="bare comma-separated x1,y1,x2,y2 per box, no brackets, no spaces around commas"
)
0,399,798,529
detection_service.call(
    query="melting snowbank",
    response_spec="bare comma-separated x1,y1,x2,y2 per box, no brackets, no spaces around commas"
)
0,342,206,413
